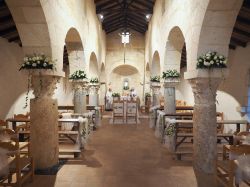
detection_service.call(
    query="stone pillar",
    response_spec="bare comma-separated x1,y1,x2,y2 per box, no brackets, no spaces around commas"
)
72,80,88,114
30,73,61,169
88,83,100,106
150,82,161,106
185,69,228,187
164,79,180,114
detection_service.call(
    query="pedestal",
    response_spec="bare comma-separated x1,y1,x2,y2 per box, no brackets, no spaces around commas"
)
185,69,228,187
88,83,100,106
72,80,88,114
150,82,161,106
30,73,61,169
164,78,180,114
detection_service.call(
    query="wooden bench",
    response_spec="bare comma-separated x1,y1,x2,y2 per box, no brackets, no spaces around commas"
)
176,133,234,148
18,130,79,143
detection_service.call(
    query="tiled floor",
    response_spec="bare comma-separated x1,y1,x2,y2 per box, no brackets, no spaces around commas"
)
24,118,197,187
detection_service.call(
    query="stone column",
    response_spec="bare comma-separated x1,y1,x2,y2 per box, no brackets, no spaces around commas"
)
88,83,100,106
30,73,61,169
150,82,161,106
164,78,180,114
185,69,228,187
72,80,88,114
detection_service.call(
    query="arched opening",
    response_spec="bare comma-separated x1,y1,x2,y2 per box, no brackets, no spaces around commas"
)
151,51,160,76
164,26,185,73
110,64,141,96
64,28,85,75
89,52,99,79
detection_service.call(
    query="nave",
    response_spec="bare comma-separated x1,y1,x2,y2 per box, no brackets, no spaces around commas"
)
24,118,196,187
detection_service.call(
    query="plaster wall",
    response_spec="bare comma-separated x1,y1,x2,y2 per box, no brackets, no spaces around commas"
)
0,38,29,119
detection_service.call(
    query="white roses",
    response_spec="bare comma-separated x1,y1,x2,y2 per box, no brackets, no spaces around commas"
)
197,51,227,69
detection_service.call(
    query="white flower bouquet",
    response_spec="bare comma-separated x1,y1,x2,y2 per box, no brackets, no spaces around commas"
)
69,70,87,80
197,51,227,69
19,54,55,70
150,75,161,82
162,69,180,79
90,77,99,83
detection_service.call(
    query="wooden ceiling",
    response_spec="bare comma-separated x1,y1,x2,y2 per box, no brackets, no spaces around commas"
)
0,0,21,46
94,0,155,34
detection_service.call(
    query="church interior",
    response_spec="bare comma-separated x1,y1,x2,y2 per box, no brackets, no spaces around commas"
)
0,0,250,186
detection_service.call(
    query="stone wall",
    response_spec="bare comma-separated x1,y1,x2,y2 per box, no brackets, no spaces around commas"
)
105,30,146,101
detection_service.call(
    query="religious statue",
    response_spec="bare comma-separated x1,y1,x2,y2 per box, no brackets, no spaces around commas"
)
105,88,113,111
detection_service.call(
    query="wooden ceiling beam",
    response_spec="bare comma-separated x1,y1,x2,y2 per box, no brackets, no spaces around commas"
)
97,3,120,14
106,22,124,31
127,23,145,33
229,44,236,50
0,14,12,23
127,17,147,28
96,1,118,12
103,14,123,25
233,27,250,38
0,26,17,36
237,16,250,26
104,21,125,30
8,36,20,43
133,0,153,9
230,37,247,47
127,14,147,25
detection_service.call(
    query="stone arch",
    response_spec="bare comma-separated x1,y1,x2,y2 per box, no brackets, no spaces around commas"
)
194,0,243,70
89,52,99,78
164,26,186,72
64,27,85,75
110,64,141,95
6,1,52,57
151,51,160,76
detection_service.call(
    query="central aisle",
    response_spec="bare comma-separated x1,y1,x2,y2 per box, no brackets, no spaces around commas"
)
26,118,197,187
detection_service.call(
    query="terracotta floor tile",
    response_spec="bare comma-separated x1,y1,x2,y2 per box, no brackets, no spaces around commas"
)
24,117,197,187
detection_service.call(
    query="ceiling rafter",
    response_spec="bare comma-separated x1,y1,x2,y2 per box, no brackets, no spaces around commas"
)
95,0,155,34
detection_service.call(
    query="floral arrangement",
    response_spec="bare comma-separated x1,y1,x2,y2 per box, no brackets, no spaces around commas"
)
165,123,176,136
150,76,161,82
69,70,87,80
145,92,151,97
19,54,55,71
162,69,180,79
90,77,99,83
197,51,227,69
123,86,129,90
112,93,120,97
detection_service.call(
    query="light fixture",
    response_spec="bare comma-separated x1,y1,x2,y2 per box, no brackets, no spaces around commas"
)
145,14,152,22
97,14,104,22
121,31,130,44
119,30,131,64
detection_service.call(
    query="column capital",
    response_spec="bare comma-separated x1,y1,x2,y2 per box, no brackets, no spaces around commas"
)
31,74,61,99
88,83,100,94
184,68,229,80
163,78,180,88
71,79,89,90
